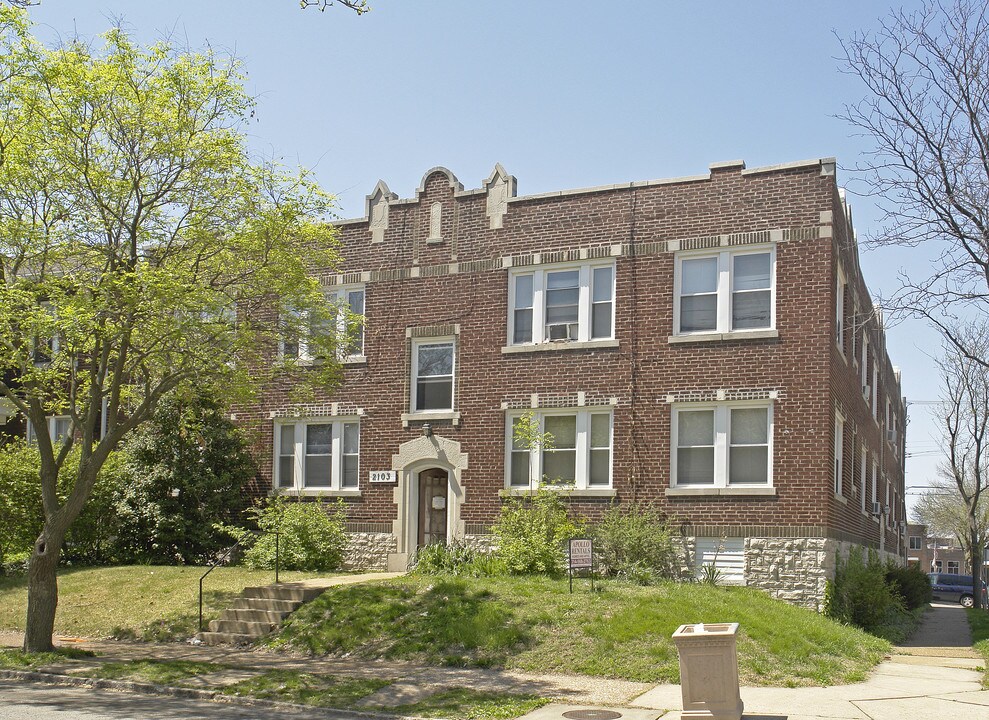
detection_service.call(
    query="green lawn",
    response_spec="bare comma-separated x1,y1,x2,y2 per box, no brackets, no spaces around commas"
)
967,608,989,687
270,575,891,687
0,566,325,641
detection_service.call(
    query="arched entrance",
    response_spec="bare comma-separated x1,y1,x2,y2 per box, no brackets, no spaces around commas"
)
388,433,468,571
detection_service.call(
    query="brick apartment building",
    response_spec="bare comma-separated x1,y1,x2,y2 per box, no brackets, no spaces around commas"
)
240,156,908,609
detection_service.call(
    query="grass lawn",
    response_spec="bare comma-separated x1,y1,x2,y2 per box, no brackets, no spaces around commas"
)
0,566,325,641
88,659,224,684
269,575,890,687
967,608,989,688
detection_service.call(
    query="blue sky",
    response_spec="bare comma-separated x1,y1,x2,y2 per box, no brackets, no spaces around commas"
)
25,0,944,511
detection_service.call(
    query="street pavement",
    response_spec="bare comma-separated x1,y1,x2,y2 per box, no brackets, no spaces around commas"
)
0,601,986,719
0,682,353,720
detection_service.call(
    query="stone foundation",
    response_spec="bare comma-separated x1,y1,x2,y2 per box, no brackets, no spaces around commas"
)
342,532,397,571
744,537,835,610
463,533,496,553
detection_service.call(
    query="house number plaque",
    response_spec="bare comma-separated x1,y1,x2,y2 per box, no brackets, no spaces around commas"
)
369,471,397,483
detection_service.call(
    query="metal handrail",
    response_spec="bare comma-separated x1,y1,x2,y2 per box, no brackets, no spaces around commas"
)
198,530,280,633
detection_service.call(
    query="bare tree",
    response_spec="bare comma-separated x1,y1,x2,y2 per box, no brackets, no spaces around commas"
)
913,476,989,558
841,1,989,368
300,0,370,14
933,325,989,607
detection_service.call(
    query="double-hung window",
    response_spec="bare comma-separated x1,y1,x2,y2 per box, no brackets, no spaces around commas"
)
508,262,614,345
675,247,774,335
836,268,846,353
412,340,455,412
671,403,772,487
275,419,359,492
332,286,365,358
27,416,71,445
834,413,844,496
506,409,612,489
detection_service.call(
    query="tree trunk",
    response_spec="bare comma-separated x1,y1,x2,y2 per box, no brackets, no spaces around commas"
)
972,522,984,611
22,525,66,653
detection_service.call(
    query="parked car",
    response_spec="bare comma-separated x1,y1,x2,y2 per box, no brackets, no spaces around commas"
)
928,573,989,608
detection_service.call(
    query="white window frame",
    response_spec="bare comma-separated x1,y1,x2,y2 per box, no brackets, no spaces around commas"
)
411,338,456,413
673,245,776,336
670,401,774,488
871,457,879,519
947,560,960,574
273,418,360,493
331,285,366,360
834,412,844,497
507,261,615,346
861,335,870,399
836,266,846,354
872,365,879,420
909,535,923,551
859,446,868,514
27,415,71,445
504,408,613,490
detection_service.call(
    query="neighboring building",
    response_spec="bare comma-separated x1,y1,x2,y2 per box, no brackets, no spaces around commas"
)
249,158,908,608
907,522,989,574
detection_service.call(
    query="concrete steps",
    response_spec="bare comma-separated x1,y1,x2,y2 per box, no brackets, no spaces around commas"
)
197,582,327,646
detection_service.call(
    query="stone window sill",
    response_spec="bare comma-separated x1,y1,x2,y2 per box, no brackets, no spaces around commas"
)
501,339,619,354
500,487,616,498
272,488,362,498
665,486,776,497
835,493,848,504
401,411,461,427
668,329,779,344
343,355,367,365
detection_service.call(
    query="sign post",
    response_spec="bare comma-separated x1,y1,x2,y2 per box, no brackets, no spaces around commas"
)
568,537,594,593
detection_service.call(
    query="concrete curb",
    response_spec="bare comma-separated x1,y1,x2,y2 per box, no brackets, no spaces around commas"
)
0,668,439,720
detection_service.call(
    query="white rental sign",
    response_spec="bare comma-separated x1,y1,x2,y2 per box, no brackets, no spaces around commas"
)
569,538,593,570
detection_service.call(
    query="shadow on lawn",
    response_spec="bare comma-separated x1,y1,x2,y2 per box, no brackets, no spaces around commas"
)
273,579,531,667
110,589,241,642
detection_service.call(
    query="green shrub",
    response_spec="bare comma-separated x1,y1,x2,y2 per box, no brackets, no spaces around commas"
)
592,503,681,582
885,563,933,610
491,488,584,575
412,541,506,577
825,548,905,632
112,395,252,565
0,442,129,568
222,496,348,572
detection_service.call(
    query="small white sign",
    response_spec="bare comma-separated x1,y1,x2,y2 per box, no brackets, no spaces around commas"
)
569,538,593,570
369,470,397,484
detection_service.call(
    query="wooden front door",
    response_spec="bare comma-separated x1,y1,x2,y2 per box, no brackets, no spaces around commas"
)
418,469,449,548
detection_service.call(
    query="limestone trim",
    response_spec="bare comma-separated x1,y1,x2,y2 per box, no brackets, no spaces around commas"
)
388,434,469,570
501,339,620,354
668,329,779,344
326,226,821,287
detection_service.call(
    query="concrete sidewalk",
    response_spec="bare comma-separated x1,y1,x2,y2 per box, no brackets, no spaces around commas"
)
626,602,988,719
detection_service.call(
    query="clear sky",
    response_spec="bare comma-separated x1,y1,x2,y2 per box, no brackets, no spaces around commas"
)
23,0,945,512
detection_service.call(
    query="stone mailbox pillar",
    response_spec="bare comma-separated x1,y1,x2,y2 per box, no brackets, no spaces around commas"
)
672,622,743,720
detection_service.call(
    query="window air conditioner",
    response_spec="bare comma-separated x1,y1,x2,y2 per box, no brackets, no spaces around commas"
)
546,322,579,341
862,384,871,397
871,502,883,516
886,430,897,444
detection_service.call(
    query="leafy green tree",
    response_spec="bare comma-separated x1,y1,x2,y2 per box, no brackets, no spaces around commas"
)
113,394,254,565
0,8,343,651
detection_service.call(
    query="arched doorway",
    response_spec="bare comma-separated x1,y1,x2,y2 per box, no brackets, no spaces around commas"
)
388,433,468,571
417,468,449,547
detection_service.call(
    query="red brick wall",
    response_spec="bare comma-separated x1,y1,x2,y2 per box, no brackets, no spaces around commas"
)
240,160,905,548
